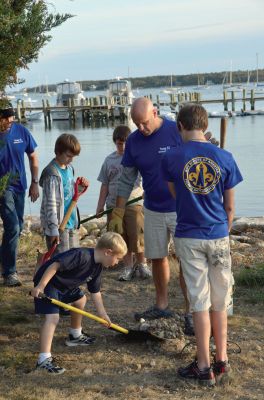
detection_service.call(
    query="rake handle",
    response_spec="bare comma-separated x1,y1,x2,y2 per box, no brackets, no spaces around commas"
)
80,195,143,225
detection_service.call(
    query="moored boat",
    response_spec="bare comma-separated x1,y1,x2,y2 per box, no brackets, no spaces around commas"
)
51,80,85,120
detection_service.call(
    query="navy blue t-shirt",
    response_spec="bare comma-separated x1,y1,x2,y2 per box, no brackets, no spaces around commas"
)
162,141,243,239
34,248,102,294
122,118,182,212
0,122,37,192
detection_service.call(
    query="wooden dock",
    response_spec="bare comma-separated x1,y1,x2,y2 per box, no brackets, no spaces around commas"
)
150,89,264,112
15,89,264,126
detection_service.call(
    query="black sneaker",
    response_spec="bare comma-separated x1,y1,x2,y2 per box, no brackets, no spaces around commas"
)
134,306,174,321
213,359,232,385
65,332,96,347
184,313,195,336
36,357,65,374
178,359,216,387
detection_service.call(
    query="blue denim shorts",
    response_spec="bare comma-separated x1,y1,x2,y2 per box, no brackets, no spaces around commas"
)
34,284,85,314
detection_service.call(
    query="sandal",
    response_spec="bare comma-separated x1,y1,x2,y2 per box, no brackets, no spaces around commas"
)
134,305,174,321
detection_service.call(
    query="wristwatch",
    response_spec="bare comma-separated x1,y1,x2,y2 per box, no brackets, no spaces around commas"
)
32,178,39,184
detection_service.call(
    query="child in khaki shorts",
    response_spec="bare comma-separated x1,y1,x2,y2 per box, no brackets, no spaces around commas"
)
96,125,151,281
162,104,243,386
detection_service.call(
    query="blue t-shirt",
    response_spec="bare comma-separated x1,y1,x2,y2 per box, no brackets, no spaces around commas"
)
162,141,243,239
55,164,76,229
34,248,102,294
0,122,37,192
121,118,182,212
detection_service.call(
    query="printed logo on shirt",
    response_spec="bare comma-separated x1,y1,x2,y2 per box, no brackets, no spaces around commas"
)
183,156,221,194
13,138,23,144
158,146,171,154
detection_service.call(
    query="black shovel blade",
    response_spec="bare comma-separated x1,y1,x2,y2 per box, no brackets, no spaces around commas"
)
116,329,164,342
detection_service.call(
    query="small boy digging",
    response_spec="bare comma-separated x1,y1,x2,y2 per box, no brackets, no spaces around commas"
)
31,232,127,374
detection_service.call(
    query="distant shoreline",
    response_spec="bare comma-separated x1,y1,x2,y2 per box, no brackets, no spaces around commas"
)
26,69,264,93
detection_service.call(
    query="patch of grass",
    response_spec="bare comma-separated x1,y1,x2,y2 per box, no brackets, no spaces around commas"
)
0,348,32,369
18,233,44,263
243,288,264,304
235,263,264,287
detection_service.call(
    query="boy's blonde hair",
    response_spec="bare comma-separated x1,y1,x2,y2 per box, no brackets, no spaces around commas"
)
96,232,127,256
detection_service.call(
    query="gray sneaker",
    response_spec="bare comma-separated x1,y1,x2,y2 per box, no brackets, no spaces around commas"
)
65,332,96,347
3,272,22,287
118,266,135,281
36,357,65,374
136,263,152,279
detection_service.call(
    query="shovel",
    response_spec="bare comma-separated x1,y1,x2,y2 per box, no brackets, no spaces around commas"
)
36,292,163,342
41,177,88,264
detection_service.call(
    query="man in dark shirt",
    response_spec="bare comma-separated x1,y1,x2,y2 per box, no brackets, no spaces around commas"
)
31,232,127,374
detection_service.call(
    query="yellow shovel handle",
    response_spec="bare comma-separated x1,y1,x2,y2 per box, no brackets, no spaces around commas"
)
50,297,129,335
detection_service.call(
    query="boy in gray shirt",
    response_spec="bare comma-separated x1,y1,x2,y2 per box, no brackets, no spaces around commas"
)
96,125,151,281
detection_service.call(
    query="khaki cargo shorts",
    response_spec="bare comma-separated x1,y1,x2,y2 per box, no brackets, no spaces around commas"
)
123,205,144,253
144,207,176,259
174,236,232,312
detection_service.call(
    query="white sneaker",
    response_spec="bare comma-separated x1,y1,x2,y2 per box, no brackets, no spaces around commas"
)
118,266,135,281
137,263,152,279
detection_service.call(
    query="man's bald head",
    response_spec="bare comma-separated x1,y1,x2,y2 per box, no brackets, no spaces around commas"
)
131,97,153,120
131,97,162,136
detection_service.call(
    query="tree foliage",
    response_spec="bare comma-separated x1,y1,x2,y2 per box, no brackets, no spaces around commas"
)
0,0,73,92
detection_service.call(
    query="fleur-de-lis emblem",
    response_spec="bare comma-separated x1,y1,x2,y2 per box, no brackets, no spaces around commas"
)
183,157,221,195
189,162,214,189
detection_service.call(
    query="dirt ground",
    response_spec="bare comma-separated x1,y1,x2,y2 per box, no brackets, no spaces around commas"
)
0,233,264,400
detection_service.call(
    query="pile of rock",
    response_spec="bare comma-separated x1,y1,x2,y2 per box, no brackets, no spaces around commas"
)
12,216,108,247
230,217,264,268
79,218,107,247
139,315,185,340
3,215,263,269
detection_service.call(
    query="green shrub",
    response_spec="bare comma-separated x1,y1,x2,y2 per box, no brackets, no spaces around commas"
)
235,263,264,287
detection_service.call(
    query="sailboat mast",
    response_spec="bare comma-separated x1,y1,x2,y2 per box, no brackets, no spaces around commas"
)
256,53,259,86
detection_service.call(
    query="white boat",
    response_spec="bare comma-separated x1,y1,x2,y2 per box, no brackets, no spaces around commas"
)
106,78,134,117
17,98,43,121
208,111,230,118
51,80,85,120
193,74,211,91
162,74,183,94
26,110,42,121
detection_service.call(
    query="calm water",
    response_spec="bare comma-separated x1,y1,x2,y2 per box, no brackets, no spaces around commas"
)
22,85,264,217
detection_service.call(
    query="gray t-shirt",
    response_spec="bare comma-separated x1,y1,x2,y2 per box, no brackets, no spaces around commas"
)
97,151,143,208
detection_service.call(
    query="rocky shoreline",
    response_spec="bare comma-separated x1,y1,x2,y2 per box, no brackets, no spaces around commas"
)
12,215,264,268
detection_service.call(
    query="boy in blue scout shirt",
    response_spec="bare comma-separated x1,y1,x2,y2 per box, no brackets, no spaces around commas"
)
162,104,243,386
31,232,127,374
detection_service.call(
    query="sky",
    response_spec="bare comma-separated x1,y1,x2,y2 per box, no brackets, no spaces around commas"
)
17,0,264,88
